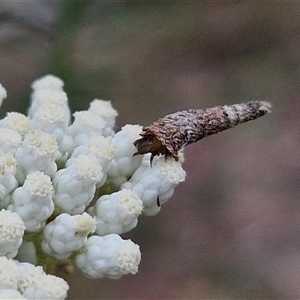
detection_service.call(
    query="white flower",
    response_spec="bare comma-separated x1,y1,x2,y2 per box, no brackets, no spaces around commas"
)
72,136,115,168
30,103,72,162
17,263,45,294
0,151,18,209
29,89,70,120
0,112,30,137
122,155,186,216
0,83,7,108
18,262,69,300
88,99,118,135
52,155,103,214
42,212,96,260
0,73,193,290
75,234,141,279
8,171,54,232
0,128,22,154
68,111,106,149
106,124,143,189
30,74,64,91
71,135,115,187
89,189,143,235
30,103,71,133
0,209,25,258
15,130,59,184
23,274,68,300
0,256,20,289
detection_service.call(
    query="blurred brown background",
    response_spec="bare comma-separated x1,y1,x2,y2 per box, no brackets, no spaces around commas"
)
0,1,299,299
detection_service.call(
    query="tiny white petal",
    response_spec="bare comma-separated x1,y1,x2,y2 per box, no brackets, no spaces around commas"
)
28,89,69,119
68,111,106,148
71,136,115,187
29,103,72,164
117,239,141,275
31,89,68,104
73,111,105,131
9,171,54,232
88,99,118,134
15,130,59,184
0,256,20,289
86,136,116,161
159,159,186,184
17,261,69,299
0,209,25,258
23,171,53,196
106,124,143,189
122,156,186,215
75,234,141,279
32,103,70,127
66,154,103,181
121,124,143,139
0,112,30,137
89,99,118,120
75,212,97,237
23,273,69,300
0,128,22,153
91,189,143,235
53,155,102,214
0,151,18,208
17,263,45,293
31,74,64,90
24,130,59,157
42,213,96,260
0,151,17,176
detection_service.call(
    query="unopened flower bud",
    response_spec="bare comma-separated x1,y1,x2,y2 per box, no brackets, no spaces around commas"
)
68,111,106,148
0,256,20,289
17,261,69,299
15,130,59,184
53,155,103,214
8,171,54,232
0,151,18,209
106,124,143,189
0,128,22,154
122,156,186,215
75,234,141,279
89,189,143,235
88,99,118,136
0,112,30,137
30,74,64,91
0,209,25,258
42,212,96,260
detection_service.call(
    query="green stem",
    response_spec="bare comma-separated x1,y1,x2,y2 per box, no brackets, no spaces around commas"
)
24,232,58,275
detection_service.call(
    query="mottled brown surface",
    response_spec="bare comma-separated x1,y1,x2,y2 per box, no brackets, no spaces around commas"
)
134,101,271,162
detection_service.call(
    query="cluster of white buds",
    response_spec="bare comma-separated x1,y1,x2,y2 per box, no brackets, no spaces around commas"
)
0,256,69,299
0,74,270,298
0,75,187,298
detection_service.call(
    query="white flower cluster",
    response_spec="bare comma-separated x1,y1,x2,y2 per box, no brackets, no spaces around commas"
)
0,75,186,298
0,256,68,299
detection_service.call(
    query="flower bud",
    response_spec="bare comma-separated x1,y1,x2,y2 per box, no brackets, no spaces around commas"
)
75,234,141,279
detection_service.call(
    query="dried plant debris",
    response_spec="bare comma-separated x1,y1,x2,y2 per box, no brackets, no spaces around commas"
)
134,101,271,163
